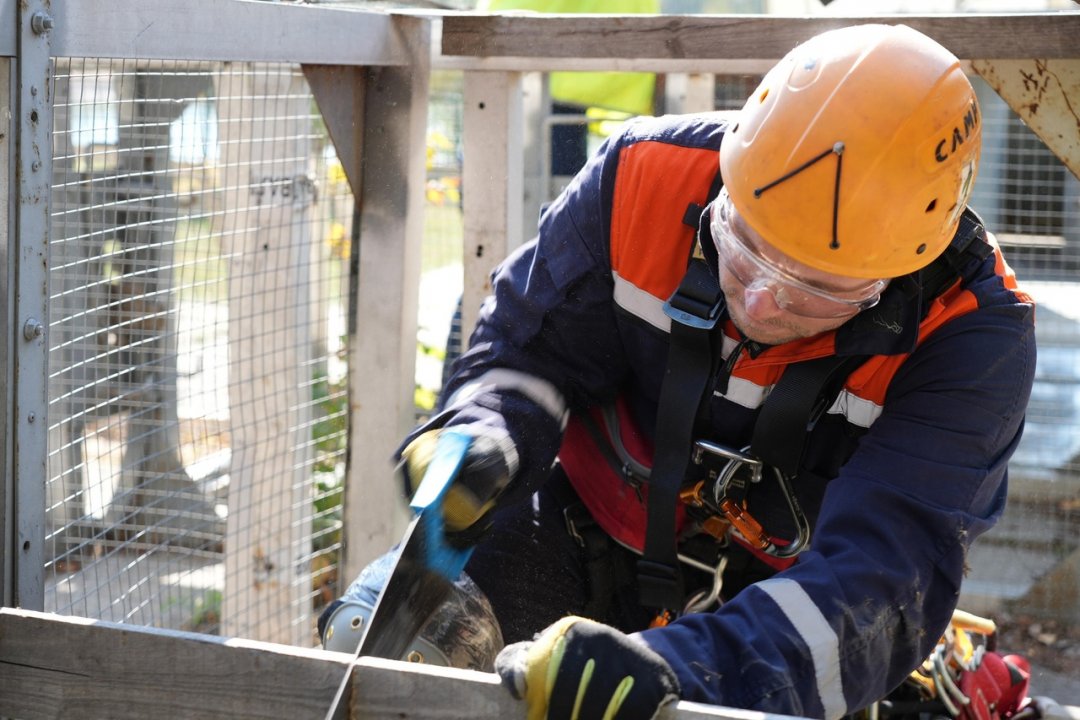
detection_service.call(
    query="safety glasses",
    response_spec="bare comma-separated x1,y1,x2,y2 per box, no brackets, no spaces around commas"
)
709,188,887,319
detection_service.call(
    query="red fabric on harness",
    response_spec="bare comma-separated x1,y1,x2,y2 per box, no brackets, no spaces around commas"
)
560,397,800,572
559,397,686,553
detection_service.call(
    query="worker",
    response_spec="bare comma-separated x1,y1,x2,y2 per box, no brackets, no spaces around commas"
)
394,24,1036,720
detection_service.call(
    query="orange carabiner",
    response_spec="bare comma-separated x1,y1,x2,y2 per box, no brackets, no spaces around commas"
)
719,497,771,550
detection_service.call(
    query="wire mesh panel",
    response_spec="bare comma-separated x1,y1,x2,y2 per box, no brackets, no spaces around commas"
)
46,59,351,645
417,71,466,420
964,75,1080,635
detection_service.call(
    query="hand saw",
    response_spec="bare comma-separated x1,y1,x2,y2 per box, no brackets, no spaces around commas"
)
324,429,474,720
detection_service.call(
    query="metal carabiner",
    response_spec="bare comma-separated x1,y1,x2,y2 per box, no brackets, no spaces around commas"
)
683,554,728,615
692,440,811,559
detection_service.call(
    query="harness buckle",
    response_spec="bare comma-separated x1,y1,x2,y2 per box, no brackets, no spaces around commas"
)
663,290,723,331
690,440,811,559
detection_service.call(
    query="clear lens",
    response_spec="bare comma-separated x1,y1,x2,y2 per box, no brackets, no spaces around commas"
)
710,189,886,319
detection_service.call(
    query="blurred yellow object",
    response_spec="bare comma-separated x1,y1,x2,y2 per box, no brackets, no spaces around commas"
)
327,157,348,187
326,221,349,260
477,0,658,117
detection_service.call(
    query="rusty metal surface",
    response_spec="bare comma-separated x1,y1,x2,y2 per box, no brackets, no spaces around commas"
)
972,58,1080,181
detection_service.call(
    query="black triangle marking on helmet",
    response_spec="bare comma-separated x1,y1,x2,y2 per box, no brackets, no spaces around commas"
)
753,141,845,251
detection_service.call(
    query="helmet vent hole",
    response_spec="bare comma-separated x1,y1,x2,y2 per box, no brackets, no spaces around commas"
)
758,88,769,103
916,243,928,255
925,199,937,212
732,122,739,134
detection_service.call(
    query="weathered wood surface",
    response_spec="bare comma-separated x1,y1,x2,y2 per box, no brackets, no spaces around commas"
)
461,70,525,339
441,13,1080,66
14,0,413,65
971,58,1080,181
342,17,432,587
352,654,803,720
216,66,314,646
0,608,808,720
0,608,351,719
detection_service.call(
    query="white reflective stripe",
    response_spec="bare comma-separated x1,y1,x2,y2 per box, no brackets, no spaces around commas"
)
613,271,669,332
446,368,569,429
825,389,883,429
757,578,847,720
715,375,769,409
457,423,520,477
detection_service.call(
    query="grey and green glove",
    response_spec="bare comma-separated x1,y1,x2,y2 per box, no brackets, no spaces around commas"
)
397,428,515,543
495,616,681,720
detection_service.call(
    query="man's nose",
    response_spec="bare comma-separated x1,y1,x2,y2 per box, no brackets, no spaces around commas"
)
742,282,786,321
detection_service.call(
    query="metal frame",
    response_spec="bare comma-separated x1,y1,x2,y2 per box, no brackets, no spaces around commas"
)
1,0,433,616
7,0,53,611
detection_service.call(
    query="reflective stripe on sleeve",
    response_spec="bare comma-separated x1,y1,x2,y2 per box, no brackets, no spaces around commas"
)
826,389,883,428
613,271,670,332
757,578,848,720
446,368,569,430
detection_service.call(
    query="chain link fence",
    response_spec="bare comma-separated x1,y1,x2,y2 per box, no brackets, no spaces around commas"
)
45,59,351,645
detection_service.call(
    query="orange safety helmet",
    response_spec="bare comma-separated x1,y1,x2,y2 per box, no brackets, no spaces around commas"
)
719,24,981,279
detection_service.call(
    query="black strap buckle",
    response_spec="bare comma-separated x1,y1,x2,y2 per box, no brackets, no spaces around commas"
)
663,287,723,330
636,558,683,612
663,259,723,331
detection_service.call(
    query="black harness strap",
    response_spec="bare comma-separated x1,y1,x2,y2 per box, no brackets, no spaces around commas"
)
636,200,991,611
637,259,724,611
750,209,991,476
751,354,868,478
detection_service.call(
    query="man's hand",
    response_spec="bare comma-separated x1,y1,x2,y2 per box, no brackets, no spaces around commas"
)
397,428,514,542
495,616,681,720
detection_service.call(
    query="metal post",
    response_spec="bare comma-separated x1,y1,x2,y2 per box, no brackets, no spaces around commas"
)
10,0,53,610
0,56,13,608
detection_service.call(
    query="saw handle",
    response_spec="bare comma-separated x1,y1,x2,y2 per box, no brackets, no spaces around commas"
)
408,428,476,581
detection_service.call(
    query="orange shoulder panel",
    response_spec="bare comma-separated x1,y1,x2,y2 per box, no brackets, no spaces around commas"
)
610,141,720,299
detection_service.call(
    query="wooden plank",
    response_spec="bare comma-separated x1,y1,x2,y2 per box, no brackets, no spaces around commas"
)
0,0,11,57
304,65,367,201
46,0,412,66
215,65,314,646
441,13,1080,63
665,73,717,115
349,655,806,720
461,71,524,340
0,608,352,719
0,58,11,606
0,607,804,720
342,17,432,586
971,59,1080,181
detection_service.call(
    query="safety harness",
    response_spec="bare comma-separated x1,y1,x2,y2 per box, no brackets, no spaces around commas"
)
636,177,993,614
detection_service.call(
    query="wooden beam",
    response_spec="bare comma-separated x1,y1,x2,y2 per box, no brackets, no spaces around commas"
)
971,58,1080,181
43,0,413,66
440,13,1080,64
461,71,525,341
350,654,807,720
304,65,367,201
343,16,432,586
0,57,11,607
215,66,314,646
0,608,352,719
0,608,808,720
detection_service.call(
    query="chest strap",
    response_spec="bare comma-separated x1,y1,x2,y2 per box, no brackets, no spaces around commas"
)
637,208,992,613
637,259,724,612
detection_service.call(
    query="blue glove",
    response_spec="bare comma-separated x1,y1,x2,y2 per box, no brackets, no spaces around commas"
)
495,616,681,720
397,428,515,543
